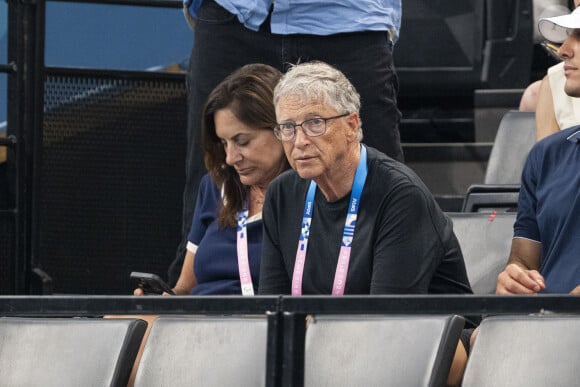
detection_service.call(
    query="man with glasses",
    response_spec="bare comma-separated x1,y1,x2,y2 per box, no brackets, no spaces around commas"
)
259,61,472,298
258,61,474,385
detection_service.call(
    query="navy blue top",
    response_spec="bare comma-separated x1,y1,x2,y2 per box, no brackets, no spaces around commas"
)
515,126,580,293
187,174,262,294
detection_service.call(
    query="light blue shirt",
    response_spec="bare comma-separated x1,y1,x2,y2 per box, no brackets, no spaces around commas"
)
184,0,401,42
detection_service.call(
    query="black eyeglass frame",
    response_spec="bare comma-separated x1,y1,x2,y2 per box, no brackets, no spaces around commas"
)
273,112,351,141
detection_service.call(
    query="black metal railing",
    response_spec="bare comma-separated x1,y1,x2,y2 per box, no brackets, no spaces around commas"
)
2,294,579,317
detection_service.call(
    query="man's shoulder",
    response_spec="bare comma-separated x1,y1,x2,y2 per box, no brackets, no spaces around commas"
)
560,125,580,140
535,125,580,152
366,145,425,186
271,168,299,186
524,126,580,174
366,145,400,168
268,169,304,196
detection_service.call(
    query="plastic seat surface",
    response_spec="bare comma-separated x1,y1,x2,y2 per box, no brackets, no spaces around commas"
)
133,315,269,387
303,314,464,387
447,212,515,294
0,317,146,387
463,315,580,387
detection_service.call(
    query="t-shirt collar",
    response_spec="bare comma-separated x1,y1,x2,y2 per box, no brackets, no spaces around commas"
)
566,129,580,143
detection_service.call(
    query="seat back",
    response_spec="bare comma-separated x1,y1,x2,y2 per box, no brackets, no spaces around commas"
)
463,315,580,386
0,317,147,387
447,212,515,293
133,316,270,387
461,184,520,212
485,110,536,184
303,314,465,387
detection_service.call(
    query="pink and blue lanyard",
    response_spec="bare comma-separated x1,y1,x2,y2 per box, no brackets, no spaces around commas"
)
291,145,368,296
236,208,255,296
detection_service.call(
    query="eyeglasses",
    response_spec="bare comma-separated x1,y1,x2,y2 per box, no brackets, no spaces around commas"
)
273,113,350,141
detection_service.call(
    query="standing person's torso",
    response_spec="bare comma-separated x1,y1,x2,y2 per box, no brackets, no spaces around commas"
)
190,0,401,37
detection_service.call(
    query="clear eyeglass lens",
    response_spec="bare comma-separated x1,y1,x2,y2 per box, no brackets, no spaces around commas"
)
302,118,325,135
275,117,330,140
279,126,295,140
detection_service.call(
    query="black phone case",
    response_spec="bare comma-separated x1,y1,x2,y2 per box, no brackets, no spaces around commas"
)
130,272,175,295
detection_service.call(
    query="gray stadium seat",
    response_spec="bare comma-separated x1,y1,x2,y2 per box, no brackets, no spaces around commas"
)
133,316,271,387
484,110,536,185
462,110,535,212
303,314,464,387
448,212,515,293
0,317,147,387
463,314,580,386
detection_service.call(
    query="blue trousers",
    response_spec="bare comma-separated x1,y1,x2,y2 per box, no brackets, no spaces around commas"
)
169,0,403,284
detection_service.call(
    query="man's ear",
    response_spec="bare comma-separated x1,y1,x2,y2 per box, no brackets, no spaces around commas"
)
345,112,360,141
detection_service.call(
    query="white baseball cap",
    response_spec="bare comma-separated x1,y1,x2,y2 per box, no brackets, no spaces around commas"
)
539,7,580,43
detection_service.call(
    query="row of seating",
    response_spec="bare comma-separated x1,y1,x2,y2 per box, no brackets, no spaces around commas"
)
1,313,577,387
0,112,532,385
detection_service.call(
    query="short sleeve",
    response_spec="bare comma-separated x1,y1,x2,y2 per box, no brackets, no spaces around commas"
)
187,174,220,248
514,144,541,242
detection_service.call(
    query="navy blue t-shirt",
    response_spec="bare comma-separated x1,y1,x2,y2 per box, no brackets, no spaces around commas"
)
187,174,262,294
515,126,580,293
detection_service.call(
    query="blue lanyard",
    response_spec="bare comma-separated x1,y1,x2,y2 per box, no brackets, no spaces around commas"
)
291,145,368,295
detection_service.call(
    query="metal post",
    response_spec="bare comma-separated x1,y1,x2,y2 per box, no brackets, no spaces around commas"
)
7,0,46,294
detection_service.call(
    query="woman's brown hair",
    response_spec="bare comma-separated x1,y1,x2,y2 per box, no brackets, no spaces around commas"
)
201,63,285,227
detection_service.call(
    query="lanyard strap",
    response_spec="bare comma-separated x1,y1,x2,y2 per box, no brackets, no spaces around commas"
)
236,208,255,296
291,145,368,296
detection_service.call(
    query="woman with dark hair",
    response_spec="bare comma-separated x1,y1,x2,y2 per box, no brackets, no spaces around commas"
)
135,63,288,295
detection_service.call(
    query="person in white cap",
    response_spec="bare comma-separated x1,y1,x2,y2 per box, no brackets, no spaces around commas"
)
496,5,580,295
534,0,580,140
462,4,580,368
519,0,574,113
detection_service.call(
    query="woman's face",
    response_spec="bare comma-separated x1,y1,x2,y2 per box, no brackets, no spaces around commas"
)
215,107,286,189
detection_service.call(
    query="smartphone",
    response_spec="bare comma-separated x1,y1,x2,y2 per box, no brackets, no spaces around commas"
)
130,271,175,295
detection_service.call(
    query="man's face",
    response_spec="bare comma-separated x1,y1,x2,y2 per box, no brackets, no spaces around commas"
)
275,94,358,181
558,29,580,97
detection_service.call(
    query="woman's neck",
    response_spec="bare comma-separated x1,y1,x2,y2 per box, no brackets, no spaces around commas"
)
248,185,266,216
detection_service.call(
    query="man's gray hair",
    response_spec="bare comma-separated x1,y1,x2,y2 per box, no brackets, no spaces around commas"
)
274,61,363,141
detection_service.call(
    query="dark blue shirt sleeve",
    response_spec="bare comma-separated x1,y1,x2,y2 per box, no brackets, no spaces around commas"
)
187,174,221,246
514,144,541,242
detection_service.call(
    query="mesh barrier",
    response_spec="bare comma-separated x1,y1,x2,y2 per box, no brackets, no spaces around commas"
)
40,72,187,294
